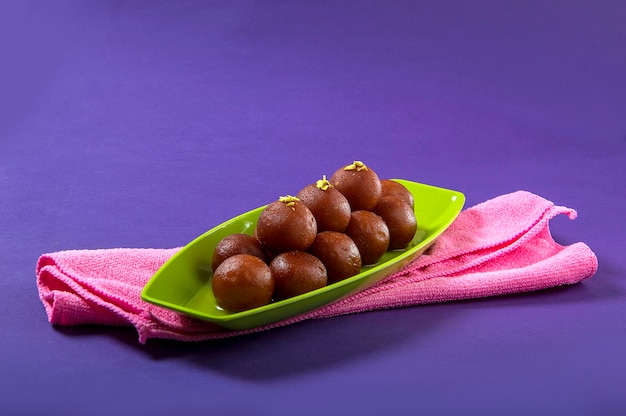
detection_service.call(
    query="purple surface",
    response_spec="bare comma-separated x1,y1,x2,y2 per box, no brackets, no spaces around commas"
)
1,1,625,415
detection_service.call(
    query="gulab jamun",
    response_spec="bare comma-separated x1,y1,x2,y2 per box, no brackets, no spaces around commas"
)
256,196,317,254
330,161,382,211
211,254,274,312
308,231,362,284
296,175,351,232
211,233,266,272
270,251,327,300
373,196,417,250
380,179,414,209
345,210,390,265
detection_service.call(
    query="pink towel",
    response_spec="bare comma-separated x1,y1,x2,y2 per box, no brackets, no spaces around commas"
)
36,191,598,343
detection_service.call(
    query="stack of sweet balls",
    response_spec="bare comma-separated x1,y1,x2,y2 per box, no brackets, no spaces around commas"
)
210,161,417,312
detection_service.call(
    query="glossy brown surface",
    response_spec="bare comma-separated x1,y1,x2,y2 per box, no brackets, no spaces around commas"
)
269,251,328,300
345,210,390,265
211,254,274,312
296,183,351,232
256,199,317,254
330,164,382,211
373,196,417,250
308,231,362,284
211,233,267,271
380,179,415,209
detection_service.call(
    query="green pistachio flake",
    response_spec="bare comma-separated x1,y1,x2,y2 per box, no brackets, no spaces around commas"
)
344,160,368,172
278,195,300,208
316,175,332,191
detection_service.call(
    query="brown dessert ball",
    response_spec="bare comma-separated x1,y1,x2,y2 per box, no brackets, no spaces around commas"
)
373,196,417,250
345,210,390,265
270,251,328,300
256,196,317,254
296,175,351,232
380,179,414,209
308,231,362,284
330,161,382,211
211,254,274,312
211,233,267,272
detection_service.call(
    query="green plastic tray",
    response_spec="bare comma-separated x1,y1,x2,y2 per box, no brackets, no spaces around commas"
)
141,180,465,330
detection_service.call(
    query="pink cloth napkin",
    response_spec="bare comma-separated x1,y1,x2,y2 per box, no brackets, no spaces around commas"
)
36,191,598,343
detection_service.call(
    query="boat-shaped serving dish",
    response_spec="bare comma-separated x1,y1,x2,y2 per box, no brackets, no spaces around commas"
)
141,180,465,330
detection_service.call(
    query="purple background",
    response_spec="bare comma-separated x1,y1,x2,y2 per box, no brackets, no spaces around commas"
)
1,1,625,415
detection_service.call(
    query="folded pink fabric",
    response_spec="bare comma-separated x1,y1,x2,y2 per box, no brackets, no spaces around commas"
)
36,191,598,343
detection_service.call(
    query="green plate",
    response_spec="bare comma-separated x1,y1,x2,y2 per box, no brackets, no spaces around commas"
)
141,180,465,330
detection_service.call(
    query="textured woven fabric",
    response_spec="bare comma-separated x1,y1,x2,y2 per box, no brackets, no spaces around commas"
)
36,191,598,343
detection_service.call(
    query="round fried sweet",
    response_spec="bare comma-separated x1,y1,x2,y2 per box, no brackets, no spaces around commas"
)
373,196,417,250
211,233,266,272
380,179,414,209
345,210,390,265
270,251,327,300
211,254,274,312
330,161,382,211
308,231,362,284
256,196,317,254
296,176,351,232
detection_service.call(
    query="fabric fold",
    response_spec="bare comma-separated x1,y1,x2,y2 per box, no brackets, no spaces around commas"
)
36,190,598,343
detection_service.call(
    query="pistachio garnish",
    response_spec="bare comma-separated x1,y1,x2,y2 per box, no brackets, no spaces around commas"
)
344,160,368,172
278,195,300,209
316,175,332,191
